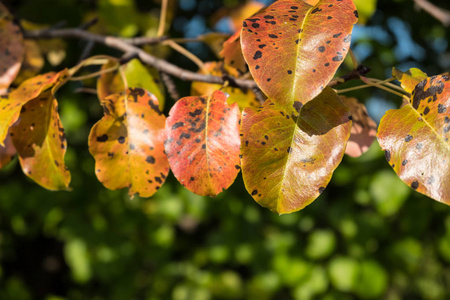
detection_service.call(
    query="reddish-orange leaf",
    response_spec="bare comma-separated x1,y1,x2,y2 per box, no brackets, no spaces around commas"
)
165,90,241,196
341,96,377,157
241,87,352,214
11,90,71,190
220,30,247,73
0,132,16,169
377,74,450,204
0,70,68,147
0,3,24,93
229,2,266,32
89,88,169,198
191,61,260,111
241,0,358,107
392,67,428,94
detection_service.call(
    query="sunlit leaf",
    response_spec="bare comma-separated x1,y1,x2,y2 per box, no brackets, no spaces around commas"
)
0,132,16,169
392,67,428,94
241,0,358,107
0,70,68,146
0,3,24,93
241,87,351,214
11,89,71,190
165,90,241,196
229,2,265,31
197,33,230,58
341,96,377,157
97,59,165,110
89,88,169,197
13,40,45,84
191,61,260,111
377,74,450,204
220,30,247,74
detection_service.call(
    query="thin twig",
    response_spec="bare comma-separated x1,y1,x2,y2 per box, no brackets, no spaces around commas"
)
157,0,169,37
163,39,206,72
78,40,95,63
160,71,180,101
414,0,450,27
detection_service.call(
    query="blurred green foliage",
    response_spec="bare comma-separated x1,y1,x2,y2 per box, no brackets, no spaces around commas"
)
1,0,450,299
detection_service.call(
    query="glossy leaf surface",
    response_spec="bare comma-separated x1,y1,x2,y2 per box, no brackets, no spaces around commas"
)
0,4,24,93
165,90,241,196
378,74,450,203
241,87,352,214
89,88,169,198
241,0,358,107
342,96,377,158
97,59,165,109
392,67,428,94
191,61,260,111
0,70,68,146
11,90,71,190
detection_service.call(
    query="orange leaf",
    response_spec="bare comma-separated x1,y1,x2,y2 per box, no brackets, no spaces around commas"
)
165,90,241,196
241,0,358,107
392,67,428,94
220,30,247,73
378,74,450,203
191,61,260,111
11,89,71,190
89,88,169,197
0,131,16,169
341,96,377,158
241,87,351,214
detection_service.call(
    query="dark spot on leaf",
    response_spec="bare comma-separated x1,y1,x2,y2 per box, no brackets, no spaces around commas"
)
202,143,206,149
269,34,278,38
108,152,114,157
267,78,271,82
287,147,292,153
354,10,359,18
411,181,419,190
318,187,325,194
385,150,391,161
235,165,241,170
423,107,430,115
264,15,274,19
438,104,446,113
189,109,203,117
252,23,259,28
190,177,195,181
146,156,155,164
97,134,108,142
333,33,342,38
318,46,325,53
258,44,266,49
287,70,292,74
311,8,322,14
324,63,330,67
253,51,262,60
402,159,408,166
251,190,258,195
172,122,184,130
118,136,126,144
155,176,162,184
332,55,343,61
416,143,423,150
405,134,413,142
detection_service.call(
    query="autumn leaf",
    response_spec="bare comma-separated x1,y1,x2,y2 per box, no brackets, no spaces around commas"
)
0,3,24,93
392,67,428,94
378,74,450,204
0,132,16,169
11,89,71,190
341,96,377,158
165,90,241,196
14,40,45,84
97,58,165,110
241,0,358,107
0,70,68,147
89,88,169,198
197,33,230,58
220,30,247,74
191,61,260,111
241,87,352,214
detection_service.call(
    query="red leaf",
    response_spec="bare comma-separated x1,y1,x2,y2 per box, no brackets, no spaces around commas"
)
341,96,377,158
377,74,450,203
89,88,169,198
165,90,241,196
0,3,24,93
241,87,351,214
241,0,358,107
11,90,71,190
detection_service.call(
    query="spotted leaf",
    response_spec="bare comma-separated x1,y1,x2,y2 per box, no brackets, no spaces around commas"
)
10,89,70,190
165,90,241,196
378,74,450,204
0,70,68,147
191,61,260,111
89,88,168,198
0,132,16,169
392,67,428,94
241,87,352,214
0,3,24,94
241,0,358,107
220,30,247,73
341,96,377,158
97,59,165,110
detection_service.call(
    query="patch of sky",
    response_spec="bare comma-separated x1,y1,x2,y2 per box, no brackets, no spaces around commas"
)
255,0,275,5
214,17,233,34
387,17,425,61
366,96,397,124
180,0,196,11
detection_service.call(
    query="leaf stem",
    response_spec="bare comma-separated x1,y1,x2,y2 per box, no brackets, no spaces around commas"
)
348,49,359,69
157,0,169,37
361,77,409,97
163,40,206,72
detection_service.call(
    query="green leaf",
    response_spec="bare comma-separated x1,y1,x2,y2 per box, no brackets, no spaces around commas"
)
241,87,352,214
328,256,359,292
0,3,24,93
241,0,358,107
305,230,336,260
89,88,169,198
0,71,68,146
191,61,260,111
165,90,241,196
97,59,165,110
354,260,388,299
377,74,450,204
341,96,377,158
11,89,71,190
392,67,428,94
370,170,410,216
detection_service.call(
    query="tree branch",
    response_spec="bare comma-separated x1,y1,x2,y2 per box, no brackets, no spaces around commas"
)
414,0,450,27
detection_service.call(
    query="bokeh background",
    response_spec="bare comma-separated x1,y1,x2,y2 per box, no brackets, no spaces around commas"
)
1,0,450,299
